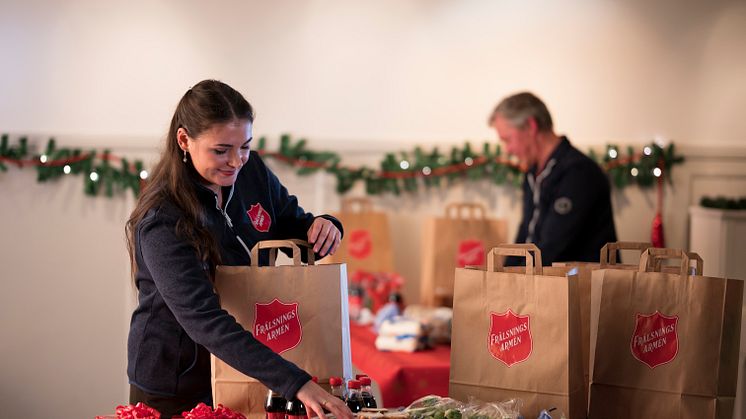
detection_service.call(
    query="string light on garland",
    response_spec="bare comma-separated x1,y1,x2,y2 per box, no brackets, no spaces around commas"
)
1,132,684,198
0,133,144,197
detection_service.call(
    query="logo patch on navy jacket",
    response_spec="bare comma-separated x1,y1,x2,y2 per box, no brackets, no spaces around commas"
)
247,203,271,232
554,197,573,215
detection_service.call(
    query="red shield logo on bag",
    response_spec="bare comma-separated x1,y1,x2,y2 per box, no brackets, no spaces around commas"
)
253,299,302,354
488,309,533,367
247,203,271,232
457,239,485,267
348,229,372,259
630,311,679,368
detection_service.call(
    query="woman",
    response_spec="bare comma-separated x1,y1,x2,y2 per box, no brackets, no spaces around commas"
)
125,79,350,419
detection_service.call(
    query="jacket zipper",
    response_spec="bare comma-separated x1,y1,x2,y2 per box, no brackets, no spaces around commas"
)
214,186,252,261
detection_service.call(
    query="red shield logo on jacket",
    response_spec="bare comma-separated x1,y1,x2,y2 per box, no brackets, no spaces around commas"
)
488,309,532,367
348,229,372,259
253,299,302,354
457,239,485,267
247,203,271,232
630,311,679,368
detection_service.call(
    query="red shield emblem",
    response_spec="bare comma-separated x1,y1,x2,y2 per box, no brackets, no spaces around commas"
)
247,203,271,232
630,311,679,368
488,309,533,367
457,239,485,267
253,298,302,354
348,229,372,259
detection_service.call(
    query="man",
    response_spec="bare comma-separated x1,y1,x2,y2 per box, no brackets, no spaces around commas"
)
490,92,617,265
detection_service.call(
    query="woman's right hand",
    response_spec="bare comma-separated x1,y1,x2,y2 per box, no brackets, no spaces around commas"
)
295,379,353,419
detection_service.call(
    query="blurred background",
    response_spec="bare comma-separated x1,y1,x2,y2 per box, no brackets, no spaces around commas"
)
1,0,745,417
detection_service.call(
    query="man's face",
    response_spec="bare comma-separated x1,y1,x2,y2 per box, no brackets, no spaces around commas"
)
492,114,537,168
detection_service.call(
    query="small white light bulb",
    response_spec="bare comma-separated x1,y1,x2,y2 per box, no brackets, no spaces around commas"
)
40,154,48,163
608,149,618,159
653,168,662,177
399,160,410,170
89,171,99,182
464,157,474,166
643,146,652,156
139,170,149,180
422,166,432,176
630,168,639,177
63,165,71,174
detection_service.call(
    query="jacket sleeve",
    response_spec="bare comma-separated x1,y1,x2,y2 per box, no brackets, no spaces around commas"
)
264,164,344,261
533,163,609,265
138,213,311,399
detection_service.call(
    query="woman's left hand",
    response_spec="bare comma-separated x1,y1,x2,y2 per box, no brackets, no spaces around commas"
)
307,217,341,257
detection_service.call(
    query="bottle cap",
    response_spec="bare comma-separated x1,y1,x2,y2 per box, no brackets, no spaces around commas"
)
347,379,361,389
329,377,343,386
359,376,371,386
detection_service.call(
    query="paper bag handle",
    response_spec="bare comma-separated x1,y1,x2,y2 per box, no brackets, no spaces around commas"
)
445,202,486,220
599,241,652,266
340,197,373,213
486,243,543,275
651,251,703,275
250,239,316,267
638,248,703,275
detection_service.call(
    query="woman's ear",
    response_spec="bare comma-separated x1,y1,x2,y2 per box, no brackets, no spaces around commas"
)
176,127,190,152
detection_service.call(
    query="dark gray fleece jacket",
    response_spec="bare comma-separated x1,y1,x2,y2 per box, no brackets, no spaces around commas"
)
127,151,342,400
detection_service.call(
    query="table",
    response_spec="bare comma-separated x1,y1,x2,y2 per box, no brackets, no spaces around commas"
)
349,323,451,408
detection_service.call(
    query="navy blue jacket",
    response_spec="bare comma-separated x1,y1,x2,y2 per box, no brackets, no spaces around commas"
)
506,137,617,266
127,151,343,400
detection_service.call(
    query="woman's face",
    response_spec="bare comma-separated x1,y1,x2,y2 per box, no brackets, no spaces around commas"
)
177,119,253,193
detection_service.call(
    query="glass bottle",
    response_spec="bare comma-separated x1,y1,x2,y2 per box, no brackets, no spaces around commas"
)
265,390,287,419
285,396,306,419
345,379,363,413
329,376,346,401
359,376,378,408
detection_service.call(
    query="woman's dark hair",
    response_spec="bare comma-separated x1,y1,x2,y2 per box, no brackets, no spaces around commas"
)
126,79,254,283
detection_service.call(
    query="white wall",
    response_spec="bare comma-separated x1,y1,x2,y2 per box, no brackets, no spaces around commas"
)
1,0,746,146
1,1,746,418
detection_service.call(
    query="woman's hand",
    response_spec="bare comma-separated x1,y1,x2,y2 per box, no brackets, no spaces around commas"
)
295,379,353,419
307,217,341,257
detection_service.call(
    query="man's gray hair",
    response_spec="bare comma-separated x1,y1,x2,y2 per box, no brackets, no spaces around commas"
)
489,92,553,132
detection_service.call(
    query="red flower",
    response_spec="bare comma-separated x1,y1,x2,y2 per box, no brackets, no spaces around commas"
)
182,402,246,419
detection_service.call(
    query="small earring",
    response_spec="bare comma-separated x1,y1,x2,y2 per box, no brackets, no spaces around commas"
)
183,150,188,163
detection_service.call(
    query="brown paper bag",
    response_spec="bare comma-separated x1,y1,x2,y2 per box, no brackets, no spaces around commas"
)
588,248,743,419
420,202,507,307
211,240,352,418
450,244,585,419
553,241,652,405
324,197,395,273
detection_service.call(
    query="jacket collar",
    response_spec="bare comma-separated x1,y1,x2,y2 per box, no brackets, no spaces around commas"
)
191,173,235,211
529,136,571,176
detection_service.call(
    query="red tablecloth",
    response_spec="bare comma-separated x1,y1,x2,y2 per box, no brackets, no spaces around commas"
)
349,323,451,408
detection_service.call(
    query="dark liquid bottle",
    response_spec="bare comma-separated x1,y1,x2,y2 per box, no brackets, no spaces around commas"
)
286,397,306,419
359,376,378,408
345,379,363,413
265,390,287,419
329,376,345,401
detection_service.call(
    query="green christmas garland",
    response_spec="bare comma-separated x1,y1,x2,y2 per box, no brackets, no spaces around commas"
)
700,196,746,210
0,132,684,198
